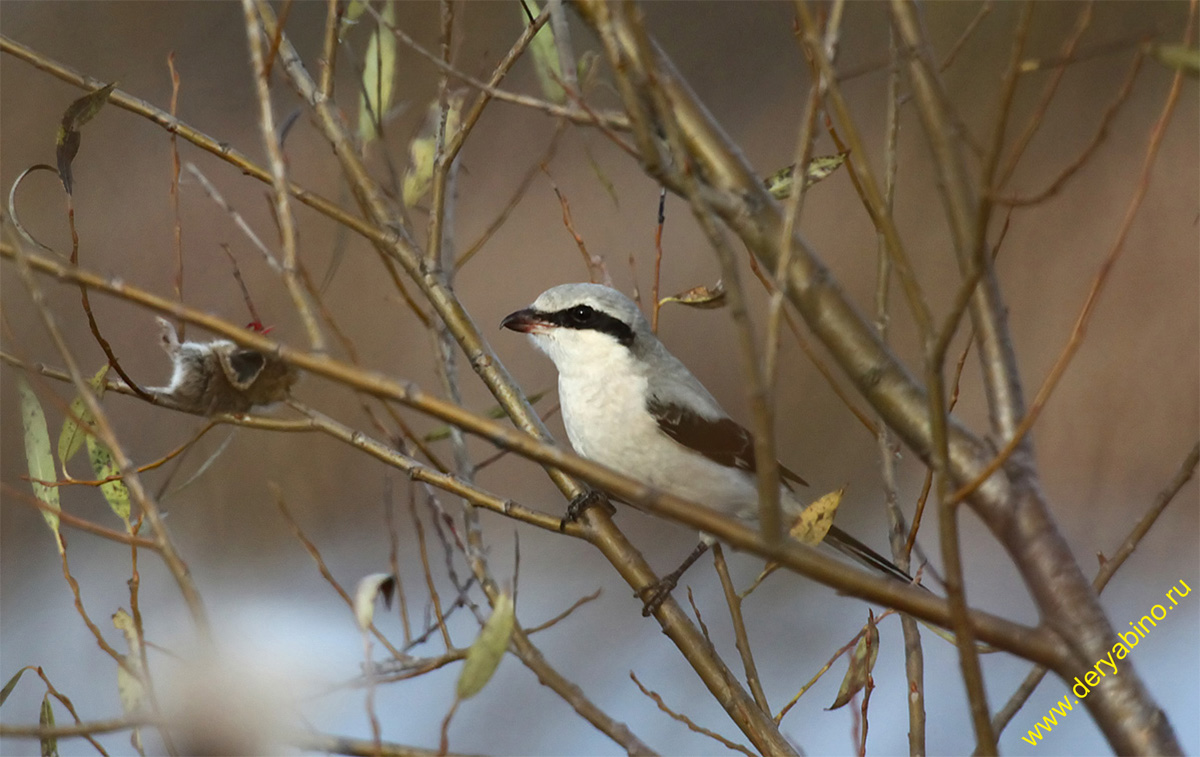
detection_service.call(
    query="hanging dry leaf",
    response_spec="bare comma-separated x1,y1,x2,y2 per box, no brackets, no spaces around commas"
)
658,281,726,310
57,364,109,472
789,487,843,546
56,82,116,194
18,377,62,553
829,612,879,710
353,572,397,631
763,152,848,199
456,592,515,700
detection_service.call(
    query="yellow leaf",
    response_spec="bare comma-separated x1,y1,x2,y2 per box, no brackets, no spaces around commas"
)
456,593,515,699
764,152,848,199
829,612,879,710
789,487,843,545
358,0,397,145
658,281,726,310
402,93,465,208
18,378,62,553
57,364,109,472
86,435,131,527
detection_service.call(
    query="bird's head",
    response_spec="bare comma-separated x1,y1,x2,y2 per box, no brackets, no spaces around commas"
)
501,283,651,370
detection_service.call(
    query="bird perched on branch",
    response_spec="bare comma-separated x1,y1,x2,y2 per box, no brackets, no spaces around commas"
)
502,282,913,614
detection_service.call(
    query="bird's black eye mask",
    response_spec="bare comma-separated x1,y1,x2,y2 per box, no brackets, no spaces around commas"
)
544,304,636,347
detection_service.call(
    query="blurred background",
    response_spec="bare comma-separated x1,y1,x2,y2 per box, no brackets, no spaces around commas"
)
2,2,1196,755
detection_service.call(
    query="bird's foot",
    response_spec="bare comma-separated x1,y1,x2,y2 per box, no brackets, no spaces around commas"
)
560,489,612,531
639,575,679,617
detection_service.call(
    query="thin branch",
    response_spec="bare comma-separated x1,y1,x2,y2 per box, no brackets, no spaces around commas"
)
950,28,1191,506
991,441,1200,734
0,240,1063,667
629,672,754,757
712,545,770,715
243,0,325,351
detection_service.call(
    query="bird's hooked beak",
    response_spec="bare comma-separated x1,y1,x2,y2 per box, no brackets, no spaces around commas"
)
500,308,551,335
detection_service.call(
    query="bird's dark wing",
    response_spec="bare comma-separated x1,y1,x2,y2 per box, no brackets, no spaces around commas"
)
647,397,808,486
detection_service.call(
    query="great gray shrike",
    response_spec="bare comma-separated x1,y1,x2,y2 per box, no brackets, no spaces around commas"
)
502,283,912,614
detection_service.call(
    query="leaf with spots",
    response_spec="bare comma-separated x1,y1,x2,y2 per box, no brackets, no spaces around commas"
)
18,377,63,553
57,363,109,473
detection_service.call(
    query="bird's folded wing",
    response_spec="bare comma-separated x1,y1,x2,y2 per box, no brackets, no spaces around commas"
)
647,397,809,487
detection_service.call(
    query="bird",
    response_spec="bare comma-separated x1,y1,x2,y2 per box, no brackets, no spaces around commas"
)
501,282,914,614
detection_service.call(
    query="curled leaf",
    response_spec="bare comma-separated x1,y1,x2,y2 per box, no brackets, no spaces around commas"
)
40,693,58,757
764,152,848,199
358,0,397,145
86,435,131,527
57,364,110,471
56,82,116,194
788,487,843,546
456,593,514,699
18,378,62,553
829,612,879,710
354,572,396,631
658,281,726,310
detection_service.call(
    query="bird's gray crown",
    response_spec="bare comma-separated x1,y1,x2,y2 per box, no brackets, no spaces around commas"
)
530,283,649,331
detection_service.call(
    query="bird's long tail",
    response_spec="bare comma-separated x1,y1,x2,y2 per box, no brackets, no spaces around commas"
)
825,525,915,585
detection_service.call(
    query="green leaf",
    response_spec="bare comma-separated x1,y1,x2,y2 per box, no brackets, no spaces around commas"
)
522,0,564,103
338,0,369,41
57,364,110,472
1149,43,1200,77
456,593,514,699
86,435,131,527
424,389,550,442
829,612,879,710
0,667,33,708
40,693,58,757
402,93,465,208
18,378,63,553
56,82,116,194
358,0,397,145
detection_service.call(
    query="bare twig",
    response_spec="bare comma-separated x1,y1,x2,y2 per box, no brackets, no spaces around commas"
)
629,672,753,757
243,0,325,352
